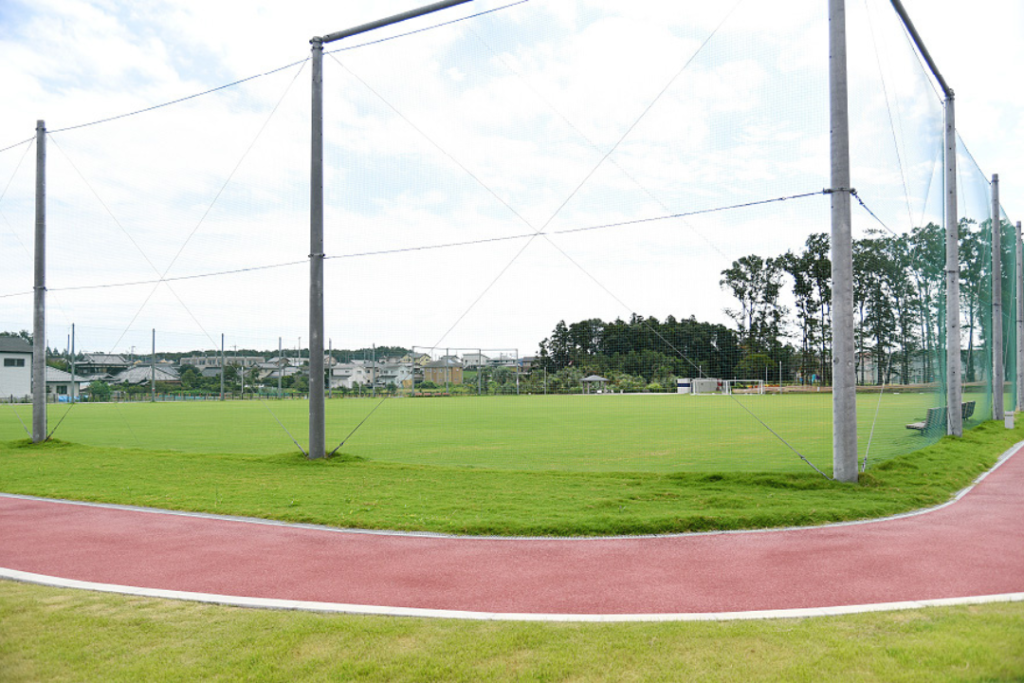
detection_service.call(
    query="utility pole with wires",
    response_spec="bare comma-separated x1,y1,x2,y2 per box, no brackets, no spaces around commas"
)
307,0,473,459
829,0,857,482
32,120,46,443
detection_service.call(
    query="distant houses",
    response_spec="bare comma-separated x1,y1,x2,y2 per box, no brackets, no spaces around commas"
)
1,342,530,402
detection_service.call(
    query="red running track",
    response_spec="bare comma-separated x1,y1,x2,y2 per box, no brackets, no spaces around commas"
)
2,445,1023,620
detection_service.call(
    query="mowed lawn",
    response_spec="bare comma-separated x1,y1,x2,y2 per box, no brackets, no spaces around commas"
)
0,391,949,473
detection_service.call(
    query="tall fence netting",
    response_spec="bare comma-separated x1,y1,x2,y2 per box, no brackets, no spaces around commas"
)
0,0,1016,475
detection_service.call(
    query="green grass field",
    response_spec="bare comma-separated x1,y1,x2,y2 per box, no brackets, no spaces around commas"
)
0,391,961,473
2,581,1021,682
2,395,1021,678
1,413,1015,536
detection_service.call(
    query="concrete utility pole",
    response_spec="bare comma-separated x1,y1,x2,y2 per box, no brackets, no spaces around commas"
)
70,323,76,404
308,0,473,459
309,35,325,459
943,95,963,436
889,0,962,436
991,175,1004,422
220,333,225,401
829,0,857,482
1017,221,1023,413
32,120,46,443
151,328,156,403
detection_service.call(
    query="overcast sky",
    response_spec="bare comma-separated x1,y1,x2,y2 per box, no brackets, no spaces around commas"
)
0,0,1020,359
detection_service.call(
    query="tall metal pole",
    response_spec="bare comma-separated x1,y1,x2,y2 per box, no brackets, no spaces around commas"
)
309,38,326,459
70,323,76,404
889,0,962,437
829,0,857,482
944,96,963,436
151,328,156,403
32,120,46,443
220,333,225,401
1017,220,1023,413
306,0,473,456
991,174,1004,422
278,336,283,398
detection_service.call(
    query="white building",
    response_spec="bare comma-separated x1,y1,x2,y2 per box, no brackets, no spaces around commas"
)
329,361,374,390
376,362,414,390
45,366,89,401
0,337,32,400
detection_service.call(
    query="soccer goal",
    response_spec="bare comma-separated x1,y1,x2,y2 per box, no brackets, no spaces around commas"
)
725,380,765,396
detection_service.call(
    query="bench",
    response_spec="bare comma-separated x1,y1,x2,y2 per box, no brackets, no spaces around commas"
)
905,401,976,434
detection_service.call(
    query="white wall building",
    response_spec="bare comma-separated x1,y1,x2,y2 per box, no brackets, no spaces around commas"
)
0,337,33,400
329,362,373,390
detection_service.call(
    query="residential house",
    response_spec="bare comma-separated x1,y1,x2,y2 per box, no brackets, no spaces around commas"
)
109,365,181,386
45,366,89,401
376,362,414,390
257,361,302,382
0,336,32,400
76,353,130,379
423,357,463,386
462,352,490,369
329,361,374,390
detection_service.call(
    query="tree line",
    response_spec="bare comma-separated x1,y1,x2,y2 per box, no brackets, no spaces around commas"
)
530,219,1015,390
533,314,740,390
718,219,1016,387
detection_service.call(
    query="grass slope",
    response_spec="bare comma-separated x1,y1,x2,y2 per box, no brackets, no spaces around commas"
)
1,581,1021,682
0,420,1017,536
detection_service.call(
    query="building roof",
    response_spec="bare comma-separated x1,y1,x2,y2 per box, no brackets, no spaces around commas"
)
425,358,463,368
0,336,32,353
110,365,181,385
45,366,89,383
81,353,129,366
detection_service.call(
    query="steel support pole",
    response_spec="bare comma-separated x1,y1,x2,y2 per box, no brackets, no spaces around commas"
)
32,120,46,443
220,333,225,401
320,0,473,44
309,38,326,459
991,174,1004,422
829,0,857,482
944,96,963,436
70,323,76,404
891,0,962,437
1017,220,1024,413
151,329,156,403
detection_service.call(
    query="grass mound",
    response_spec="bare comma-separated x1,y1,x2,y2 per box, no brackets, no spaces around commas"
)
1,420,1018,536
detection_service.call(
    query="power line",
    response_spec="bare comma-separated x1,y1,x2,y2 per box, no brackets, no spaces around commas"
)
0,190,825,299
47,59,309,135
0,0,532,146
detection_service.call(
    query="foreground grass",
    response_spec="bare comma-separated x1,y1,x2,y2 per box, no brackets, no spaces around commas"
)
1,420,1019,536
1,581,1022,682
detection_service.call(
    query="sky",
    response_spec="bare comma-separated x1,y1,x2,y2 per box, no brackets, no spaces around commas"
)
0,0,1021,359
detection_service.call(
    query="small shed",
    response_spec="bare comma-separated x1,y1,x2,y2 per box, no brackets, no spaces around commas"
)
581,374,609,394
